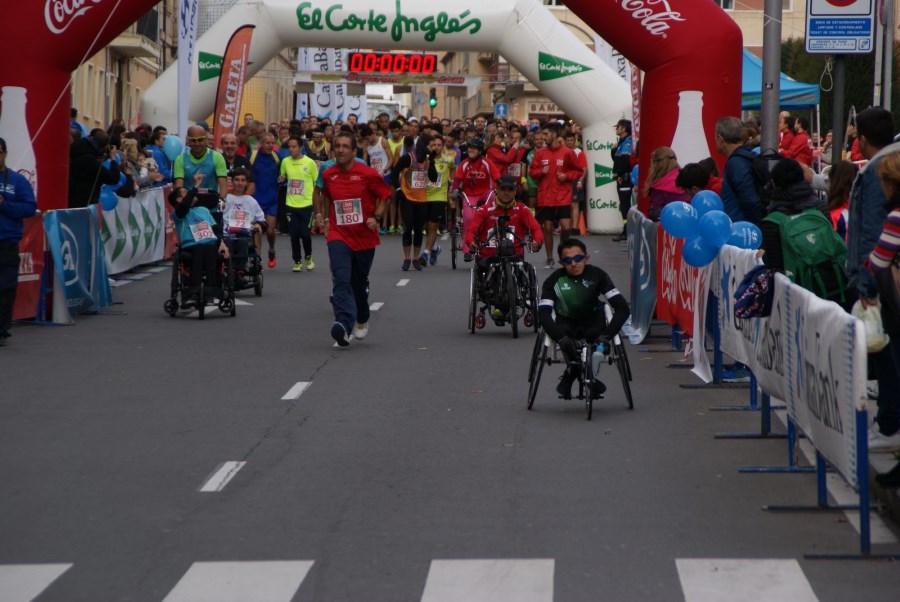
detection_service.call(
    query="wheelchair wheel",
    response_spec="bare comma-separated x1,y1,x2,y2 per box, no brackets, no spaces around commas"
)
220,297,236,317
197,283,206,320
163,299,178,317
505,263,518,339
527,333,548,410
468,268,477,333
450,217,459,270
613,343,634,409
527,263,538,332
254,271,263,297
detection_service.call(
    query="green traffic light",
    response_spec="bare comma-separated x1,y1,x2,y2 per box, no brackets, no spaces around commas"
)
429,98,437,107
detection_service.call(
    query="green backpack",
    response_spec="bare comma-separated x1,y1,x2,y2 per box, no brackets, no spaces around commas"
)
764,208,849,304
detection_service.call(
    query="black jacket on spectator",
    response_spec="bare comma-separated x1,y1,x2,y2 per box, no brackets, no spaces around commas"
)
67,137,129,208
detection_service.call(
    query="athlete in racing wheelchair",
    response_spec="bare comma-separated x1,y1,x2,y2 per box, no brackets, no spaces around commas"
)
464,175,543,336
538,238,630,398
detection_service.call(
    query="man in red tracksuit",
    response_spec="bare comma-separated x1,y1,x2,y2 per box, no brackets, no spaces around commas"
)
529,121,585,268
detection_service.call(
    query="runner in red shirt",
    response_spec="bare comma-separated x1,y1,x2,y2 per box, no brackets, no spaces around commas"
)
450,138,502,260
528,121,585,268
316,131,392,347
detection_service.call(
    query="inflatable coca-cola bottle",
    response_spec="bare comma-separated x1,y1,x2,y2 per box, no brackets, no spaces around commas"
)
0,0,159,210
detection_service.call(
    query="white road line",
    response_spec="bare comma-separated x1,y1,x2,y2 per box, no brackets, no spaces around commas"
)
369,302,384,311
162,561,314,602
108,280,132,288
420,559,554,602
441,233,449,240
125,272,150,280
676,559,818,602
146,266,168,273
397,279,410,287
233,299,253,306
0,563,72,602
281,382,311,400
198,461,246,493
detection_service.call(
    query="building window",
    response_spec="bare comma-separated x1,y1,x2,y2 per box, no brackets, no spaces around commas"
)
542,0,565,5
136,9,159,43
714,0,734,9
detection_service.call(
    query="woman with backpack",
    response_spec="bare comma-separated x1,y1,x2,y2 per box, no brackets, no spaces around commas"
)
759,158,849,306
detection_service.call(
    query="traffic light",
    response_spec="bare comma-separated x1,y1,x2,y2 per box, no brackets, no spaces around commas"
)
429,87,437,108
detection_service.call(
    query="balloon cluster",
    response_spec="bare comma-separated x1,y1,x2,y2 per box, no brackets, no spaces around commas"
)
659,191,761,267
98,160,127,211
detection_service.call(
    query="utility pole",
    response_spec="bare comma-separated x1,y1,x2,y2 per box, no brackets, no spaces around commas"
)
760,0,783,153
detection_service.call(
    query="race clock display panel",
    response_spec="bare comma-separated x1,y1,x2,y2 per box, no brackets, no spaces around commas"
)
348,52,438,75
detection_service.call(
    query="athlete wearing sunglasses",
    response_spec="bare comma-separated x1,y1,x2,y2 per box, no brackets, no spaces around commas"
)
538,238,630,399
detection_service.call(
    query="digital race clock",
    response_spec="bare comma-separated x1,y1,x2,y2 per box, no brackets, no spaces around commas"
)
348,52,438,75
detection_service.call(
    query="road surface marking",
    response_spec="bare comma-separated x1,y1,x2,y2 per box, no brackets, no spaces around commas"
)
421,559,554,602
233,299,253,306
281,382,311,400
441,233,449,240
676,559,818,602
0,564,72,602
199,461,246,493
162,561,314,602
369,302,384,311
397,279,410,287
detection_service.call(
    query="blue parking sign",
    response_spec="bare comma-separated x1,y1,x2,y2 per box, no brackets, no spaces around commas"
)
494,103,508,119
805,0,874,54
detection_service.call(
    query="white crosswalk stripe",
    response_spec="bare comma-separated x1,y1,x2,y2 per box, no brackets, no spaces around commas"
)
0,564,72,602
420,559,554,602
162,560,314,602
676,559,818,602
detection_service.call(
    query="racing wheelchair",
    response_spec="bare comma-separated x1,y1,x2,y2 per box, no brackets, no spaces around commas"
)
466,215,539,339
526,304,633,420
163,244,236,320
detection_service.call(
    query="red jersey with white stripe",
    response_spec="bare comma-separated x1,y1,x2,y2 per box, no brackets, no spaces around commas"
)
452,156,502,197
528,144,584,207
321,162,392,251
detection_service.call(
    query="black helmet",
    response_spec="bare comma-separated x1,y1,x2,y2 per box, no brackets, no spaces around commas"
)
468,138,485,150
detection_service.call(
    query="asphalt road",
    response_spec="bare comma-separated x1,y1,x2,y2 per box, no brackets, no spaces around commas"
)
1,233,898,601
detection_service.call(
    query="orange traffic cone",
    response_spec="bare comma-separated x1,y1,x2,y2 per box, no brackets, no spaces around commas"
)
578,211,587,235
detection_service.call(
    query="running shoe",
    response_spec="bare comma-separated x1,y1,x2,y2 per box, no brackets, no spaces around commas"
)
267,249,276,269
401,259,411,271
292,261,303,272
418,252,429,268
556,369,575,399
430,245,441,265
722,368,752,383
305,256,315,271
413,259,423,271
463,252,474,262
331,322,350,347
545,257,555,269
353,322,369,340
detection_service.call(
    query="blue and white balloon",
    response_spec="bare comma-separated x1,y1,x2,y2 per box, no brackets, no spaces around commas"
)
660,201,699,239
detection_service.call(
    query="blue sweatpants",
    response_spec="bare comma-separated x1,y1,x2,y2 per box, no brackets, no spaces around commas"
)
327,240,374,332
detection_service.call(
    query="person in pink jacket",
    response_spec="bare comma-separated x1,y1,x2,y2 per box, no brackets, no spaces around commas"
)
644,146,689,221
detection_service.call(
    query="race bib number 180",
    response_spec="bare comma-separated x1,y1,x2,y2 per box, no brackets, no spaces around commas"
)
334,198,364,226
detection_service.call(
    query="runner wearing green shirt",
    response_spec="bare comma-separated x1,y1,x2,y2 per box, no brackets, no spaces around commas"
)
278,136,319,272
420,136,455,266
173,124,228,200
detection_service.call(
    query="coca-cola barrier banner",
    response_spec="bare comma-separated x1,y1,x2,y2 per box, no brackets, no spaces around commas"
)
13,215,45,321
656,229,696,337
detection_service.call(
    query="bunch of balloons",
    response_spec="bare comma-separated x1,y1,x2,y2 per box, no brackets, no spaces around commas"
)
659,191,762,268
98,162,128,211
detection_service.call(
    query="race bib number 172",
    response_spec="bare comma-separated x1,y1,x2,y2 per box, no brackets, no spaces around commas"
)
334,198,364,226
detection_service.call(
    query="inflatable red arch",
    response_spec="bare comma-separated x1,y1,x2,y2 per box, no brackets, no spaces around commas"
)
1,0,740,212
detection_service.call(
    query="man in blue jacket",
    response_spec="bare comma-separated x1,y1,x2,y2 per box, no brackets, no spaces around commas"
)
0,137,37,346
716,116,764,225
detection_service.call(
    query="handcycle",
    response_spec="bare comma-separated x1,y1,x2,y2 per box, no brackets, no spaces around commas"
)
450,189,495,270
467,215,539,339
526,304,633,420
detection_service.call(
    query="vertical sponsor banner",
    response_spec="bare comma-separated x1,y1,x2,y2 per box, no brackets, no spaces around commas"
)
101,189,168,275
655,229,696,336
212,25,256,149
178,0,200,136
296,48,310,118
629,62,641,142
330,49,347,121
13,215,45,321
690,264,713,382
623,208,657,343
44,207,112,321
309,47,334,119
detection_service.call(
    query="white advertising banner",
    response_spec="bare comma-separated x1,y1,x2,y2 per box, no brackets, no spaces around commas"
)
100,189,168,275
712,245,867,488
